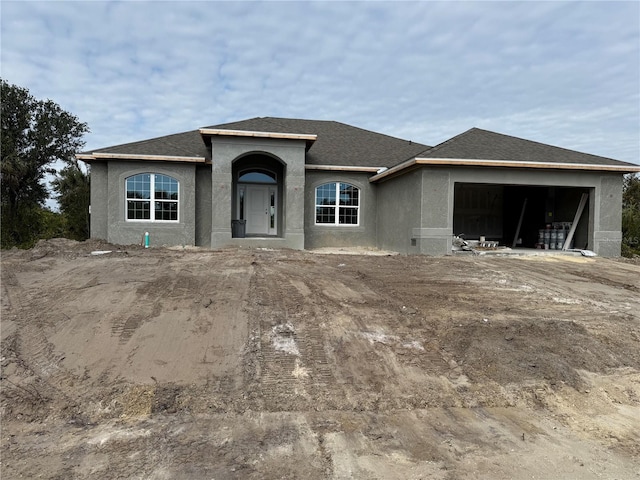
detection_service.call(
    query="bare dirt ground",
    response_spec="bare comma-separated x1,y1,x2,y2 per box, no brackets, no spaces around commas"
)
2,239,639,479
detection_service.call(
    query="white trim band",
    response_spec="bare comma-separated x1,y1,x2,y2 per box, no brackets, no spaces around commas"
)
77,153,206,163
305,165,382,173
199,128,317,142
370,157,640,182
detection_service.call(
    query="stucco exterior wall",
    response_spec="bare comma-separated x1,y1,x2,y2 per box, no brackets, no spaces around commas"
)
375,169,423,254
89,162,108,240
595,174,624,256
210,136,307,250
412,169,452,255
94,160,197,247
304,171,377,250
195,164,212,246
89,154,625,257
390,166,624,256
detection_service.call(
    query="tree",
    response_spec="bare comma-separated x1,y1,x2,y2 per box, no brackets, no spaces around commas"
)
622,173,640,257
1,79,89,247
623,173,640,208
51,160,90,241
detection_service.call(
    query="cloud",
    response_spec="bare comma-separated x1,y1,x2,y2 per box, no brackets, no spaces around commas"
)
1,1,638,164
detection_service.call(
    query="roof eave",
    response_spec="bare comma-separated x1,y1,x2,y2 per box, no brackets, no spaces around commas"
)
369,157,640,182
199,128,317,149
76,153,207,163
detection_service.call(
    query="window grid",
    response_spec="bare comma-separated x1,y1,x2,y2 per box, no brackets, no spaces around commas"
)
315,182,359,226
126,173,179,222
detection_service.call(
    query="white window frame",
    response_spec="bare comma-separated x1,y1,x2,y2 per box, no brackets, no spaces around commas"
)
315,182,360,226
125,173,179,223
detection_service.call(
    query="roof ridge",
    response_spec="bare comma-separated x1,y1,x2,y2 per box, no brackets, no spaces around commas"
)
414,146,435,157
327,119,430,148
260,116,320,133
419,128,477,156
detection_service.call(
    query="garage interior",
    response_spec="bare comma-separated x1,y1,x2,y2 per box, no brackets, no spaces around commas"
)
453,183,592,250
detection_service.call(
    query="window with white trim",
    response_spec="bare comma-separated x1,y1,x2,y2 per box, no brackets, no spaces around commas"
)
126,173,179,222
315,182,359,225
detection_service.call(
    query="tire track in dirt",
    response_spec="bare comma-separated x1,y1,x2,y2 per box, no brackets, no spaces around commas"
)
247,254,342,412
1,270,19,312
111,314,147,344
479,256,640,316
314,257,455,382
1,269,85,422
267,257,457,411
251,260,310,410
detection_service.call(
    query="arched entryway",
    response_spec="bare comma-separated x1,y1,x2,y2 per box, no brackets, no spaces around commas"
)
232,154,285,237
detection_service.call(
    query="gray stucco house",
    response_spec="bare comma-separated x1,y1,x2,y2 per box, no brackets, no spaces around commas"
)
78,117,639,256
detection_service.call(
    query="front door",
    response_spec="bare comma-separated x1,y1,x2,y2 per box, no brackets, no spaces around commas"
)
244,184,277,235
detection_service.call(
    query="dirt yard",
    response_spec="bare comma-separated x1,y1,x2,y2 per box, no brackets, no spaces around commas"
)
1,239,639,479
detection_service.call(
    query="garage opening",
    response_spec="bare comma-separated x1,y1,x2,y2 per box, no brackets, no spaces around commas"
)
453,183,592,250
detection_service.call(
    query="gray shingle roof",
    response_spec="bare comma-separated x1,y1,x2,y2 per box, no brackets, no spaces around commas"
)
206,117,431,168
85,120,634,170
90,130,210,160
87,117,431,168
419,128,633,167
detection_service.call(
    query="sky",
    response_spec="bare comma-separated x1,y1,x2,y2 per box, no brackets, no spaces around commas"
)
1,1,639,168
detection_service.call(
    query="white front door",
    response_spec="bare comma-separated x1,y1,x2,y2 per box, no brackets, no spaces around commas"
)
245,185,274,235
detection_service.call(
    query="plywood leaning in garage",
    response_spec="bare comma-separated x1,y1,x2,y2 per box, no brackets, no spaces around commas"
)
562,193,589,251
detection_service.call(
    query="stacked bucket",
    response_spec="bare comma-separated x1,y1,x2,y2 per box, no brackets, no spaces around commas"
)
538,223,570,250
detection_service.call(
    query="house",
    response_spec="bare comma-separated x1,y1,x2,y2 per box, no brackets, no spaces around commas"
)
77,117,640,256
